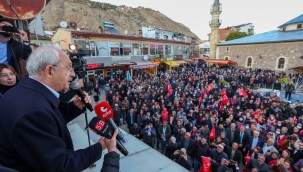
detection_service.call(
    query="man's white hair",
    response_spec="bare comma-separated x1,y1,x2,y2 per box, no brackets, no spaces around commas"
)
170,136,176,143
26,45,61,78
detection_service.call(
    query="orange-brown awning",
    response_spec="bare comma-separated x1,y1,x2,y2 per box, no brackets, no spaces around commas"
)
288,66,303,72
205,59,238,65
153,61,161,64
192,57,209,60
185,59,193,62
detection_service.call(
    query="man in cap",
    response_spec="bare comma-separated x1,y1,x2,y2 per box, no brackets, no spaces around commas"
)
209,144,228,171
129,123,142,139
0,17,32,76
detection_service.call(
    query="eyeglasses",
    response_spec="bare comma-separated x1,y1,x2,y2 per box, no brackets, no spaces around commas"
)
52,65,74,72
0,72,15,78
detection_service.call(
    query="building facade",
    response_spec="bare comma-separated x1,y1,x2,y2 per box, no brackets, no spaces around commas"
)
52,29,191,78
209,0,222,58
216,14,303,73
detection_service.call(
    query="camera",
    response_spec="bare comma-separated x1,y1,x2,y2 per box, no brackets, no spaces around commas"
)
229,160,236,164
286,136,297,141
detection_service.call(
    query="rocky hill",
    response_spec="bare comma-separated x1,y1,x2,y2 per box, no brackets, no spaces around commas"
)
42,0,199,39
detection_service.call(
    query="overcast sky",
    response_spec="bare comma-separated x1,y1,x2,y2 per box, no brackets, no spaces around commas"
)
92,0,303,40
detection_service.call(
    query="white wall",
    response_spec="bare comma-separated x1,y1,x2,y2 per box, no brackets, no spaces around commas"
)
29,14,44,35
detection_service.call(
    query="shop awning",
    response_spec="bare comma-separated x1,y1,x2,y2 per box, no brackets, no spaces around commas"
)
192,57,209,60
289,66,303,73
163,60,180,67
113,60,135,65
131,61,159,69
205,59,238,65
185,59,193,62
175,60,187,64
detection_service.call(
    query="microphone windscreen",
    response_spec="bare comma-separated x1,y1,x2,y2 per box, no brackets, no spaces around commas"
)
88,117,111,137
70,81,80,90
94,101,114,121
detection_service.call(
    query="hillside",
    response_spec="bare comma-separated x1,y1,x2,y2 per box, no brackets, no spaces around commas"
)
42,0,199,39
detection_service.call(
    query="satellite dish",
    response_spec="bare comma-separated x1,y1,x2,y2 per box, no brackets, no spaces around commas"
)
60,21,67,28
124,30,128,35
143,55,148,61
70,22,77,29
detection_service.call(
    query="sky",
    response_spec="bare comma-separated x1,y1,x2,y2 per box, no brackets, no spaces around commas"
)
92,0,303,40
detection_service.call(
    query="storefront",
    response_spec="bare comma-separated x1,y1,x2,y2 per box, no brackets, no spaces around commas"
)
130,61,159,77
163,60,179,71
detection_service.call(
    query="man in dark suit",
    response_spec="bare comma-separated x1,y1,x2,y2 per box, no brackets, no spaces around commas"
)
225,142,242,172
113,103,121,126
245,131,264,153
180,132,194,158
0,46,119,172
225,123,239,146
157,120,171,154
125,108,136,130
235,126,250,163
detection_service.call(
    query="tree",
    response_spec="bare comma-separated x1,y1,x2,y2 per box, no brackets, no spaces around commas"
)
225,31,249,41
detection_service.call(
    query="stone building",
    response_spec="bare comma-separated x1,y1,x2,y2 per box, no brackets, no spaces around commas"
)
216,14,303,73
209,0,222,58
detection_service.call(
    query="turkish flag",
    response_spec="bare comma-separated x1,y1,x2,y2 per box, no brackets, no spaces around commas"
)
167,82,172,94
198,95,203,107
219,103,223,111
238,88,247,96
209,126,216,140
252,109,260,118
200,156,212,172
244,151,251,172
294,116,298,123
221,89,226,96
278,135,286,150
222,95,228,105
207,84,212,94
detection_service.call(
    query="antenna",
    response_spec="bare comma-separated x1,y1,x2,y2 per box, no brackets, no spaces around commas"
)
60,21,67,28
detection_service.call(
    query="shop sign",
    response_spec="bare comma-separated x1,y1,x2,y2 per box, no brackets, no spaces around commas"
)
166,57,173,61
109,42,119,47
112,56,131,61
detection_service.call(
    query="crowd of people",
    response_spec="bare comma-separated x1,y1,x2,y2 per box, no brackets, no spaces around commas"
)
94,61,303,172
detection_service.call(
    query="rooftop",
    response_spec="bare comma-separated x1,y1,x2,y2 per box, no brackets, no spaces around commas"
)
30,33,52,40
278,14,303,28
217,29,303,46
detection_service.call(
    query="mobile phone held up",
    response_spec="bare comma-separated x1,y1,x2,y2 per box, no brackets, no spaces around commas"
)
1,26,19,33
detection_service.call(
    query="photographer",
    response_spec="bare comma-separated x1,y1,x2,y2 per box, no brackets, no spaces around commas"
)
170,148,192,170
0,18,32,77
217,158,240,172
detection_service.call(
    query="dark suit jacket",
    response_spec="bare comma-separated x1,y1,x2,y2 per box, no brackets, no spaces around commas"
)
246,136,264,150
235,131,250,147
225,146,242,163
0,76,103,172
113,107,121,121
180,138,194,157
226,128,239,145
157,124,171,141
125,112,137,127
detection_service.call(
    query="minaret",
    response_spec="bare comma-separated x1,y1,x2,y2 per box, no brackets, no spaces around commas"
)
209,0,222,59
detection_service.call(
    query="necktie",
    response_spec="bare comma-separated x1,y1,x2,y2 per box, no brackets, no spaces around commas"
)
240,132,243,144
130,114,133,124
231,130,234,142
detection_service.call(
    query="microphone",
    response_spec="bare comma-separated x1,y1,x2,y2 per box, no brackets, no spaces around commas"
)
94,101,128,144
89,117,128,156
70,81,93,111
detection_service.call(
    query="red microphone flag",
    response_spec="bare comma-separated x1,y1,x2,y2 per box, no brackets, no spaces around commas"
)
94,101,114,121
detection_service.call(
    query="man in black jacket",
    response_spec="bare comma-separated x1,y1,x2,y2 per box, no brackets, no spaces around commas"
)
272,80,282,97
0,18,32,77
170,148,192,171
284,81,295,101
225,142,242,172
193,137,209,172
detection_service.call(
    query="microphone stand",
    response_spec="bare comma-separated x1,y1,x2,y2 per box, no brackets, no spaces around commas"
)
82,76,96,168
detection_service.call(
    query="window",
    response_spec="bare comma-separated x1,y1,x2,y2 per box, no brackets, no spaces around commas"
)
132,43,140,55
226,47,229,52
158,45,164,55
283,27,286,31
278,58,285,69
165,45,171,55
109,42,120,56
174,45,182,54
225,57,228,60
140,44,148,55
247,57,252,67
297,24,302,29
150,44,156,55
122,43,131,56
94,41,109,56
74,40,90,50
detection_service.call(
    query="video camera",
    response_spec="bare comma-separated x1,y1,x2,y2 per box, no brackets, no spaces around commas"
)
66,44,91,79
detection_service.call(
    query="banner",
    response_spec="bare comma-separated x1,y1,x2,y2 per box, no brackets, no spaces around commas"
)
238,88,247,96
200,156,212,172
209,126,216,140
